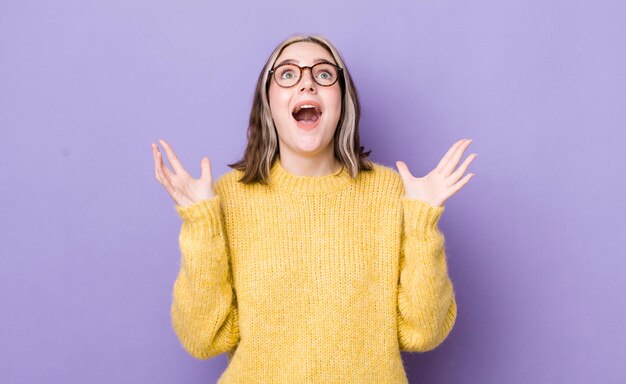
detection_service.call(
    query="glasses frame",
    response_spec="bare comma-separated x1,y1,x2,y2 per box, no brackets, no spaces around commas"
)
268,62,344,88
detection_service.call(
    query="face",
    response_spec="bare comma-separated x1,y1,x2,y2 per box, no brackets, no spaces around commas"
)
268,42,342,158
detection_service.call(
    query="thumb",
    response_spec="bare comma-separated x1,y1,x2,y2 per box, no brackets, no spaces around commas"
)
200,157,212,180
395,160,412,181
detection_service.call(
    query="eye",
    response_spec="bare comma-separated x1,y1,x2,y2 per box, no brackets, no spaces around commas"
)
313,64,336,82
278,68,296,79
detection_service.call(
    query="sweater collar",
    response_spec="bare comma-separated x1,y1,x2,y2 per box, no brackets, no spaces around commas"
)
269,156,353,195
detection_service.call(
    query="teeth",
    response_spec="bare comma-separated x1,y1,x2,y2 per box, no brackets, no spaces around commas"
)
293,104,322,114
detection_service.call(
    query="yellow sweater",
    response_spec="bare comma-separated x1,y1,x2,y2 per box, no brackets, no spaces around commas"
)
171,158,457,383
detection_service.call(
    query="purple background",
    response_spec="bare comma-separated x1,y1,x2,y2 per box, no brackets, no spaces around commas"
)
1,1,625,383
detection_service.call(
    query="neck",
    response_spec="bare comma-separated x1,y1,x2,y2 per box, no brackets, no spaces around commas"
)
277,148,342,177
269,153,351,196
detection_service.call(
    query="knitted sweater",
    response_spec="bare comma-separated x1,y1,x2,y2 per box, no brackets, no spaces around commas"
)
171,158,457,383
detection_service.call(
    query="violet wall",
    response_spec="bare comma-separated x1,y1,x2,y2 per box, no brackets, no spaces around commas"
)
1,1,624,383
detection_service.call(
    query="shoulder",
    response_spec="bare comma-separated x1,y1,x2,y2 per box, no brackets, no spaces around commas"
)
213,167,243,196
361,161,404,198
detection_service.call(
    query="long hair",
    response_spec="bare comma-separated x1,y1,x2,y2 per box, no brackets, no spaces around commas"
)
228,34,373,184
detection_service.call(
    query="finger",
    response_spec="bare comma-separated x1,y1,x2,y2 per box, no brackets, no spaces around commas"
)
156,154,177,196
153,143,182,203
435,139,466,173
442,139,472,176
152,143,162,182
200,157,212,180
447,153,477,186
152,143,169,184
395,160,414,181
154,144,176,181
449,172,474,195
158,165,182,205
159,139,188,175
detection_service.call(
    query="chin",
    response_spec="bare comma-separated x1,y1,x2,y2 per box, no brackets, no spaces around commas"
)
285,131,333,153
292,139,327,153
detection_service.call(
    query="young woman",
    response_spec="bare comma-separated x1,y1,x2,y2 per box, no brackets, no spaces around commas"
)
152,34,476,383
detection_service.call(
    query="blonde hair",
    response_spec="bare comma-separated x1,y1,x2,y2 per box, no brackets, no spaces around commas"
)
228,34,373,184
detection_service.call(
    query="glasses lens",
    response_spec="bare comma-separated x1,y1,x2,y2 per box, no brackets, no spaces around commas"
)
274,64,300,87
312,63,338,86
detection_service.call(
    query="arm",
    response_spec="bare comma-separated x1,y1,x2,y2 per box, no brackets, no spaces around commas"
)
171,196,240,359
397,197,457,352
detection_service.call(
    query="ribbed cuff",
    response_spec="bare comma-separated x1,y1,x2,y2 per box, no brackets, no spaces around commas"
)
174,196,222,227
402,197,445,239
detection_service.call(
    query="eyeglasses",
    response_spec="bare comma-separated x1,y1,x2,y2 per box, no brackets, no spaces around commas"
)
269,62,343,88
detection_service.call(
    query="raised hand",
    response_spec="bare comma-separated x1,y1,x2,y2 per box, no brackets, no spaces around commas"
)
395,138,477,208
152,139,217,207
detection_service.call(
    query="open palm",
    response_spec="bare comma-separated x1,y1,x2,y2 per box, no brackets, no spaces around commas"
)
152,139,216,207
396,138,477,207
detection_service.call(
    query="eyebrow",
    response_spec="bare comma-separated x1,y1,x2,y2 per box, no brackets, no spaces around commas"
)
275,58,336,67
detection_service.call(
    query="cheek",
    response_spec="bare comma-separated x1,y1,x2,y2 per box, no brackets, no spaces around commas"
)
268,88,291,120
325,90,343,119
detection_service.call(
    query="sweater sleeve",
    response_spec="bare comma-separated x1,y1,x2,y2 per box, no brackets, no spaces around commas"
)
170,196,240,359
397,197,457,352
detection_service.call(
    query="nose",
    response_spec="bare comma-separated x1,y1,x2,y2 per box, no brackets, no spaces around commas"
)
298,67,316,92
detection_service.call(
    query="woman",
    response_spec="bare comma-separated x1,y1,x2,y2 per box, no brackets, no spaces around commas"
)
152,34,476,383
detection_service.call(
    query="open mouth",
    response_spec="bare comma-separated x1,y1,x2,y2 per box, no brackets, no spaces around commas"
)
292,104,322,126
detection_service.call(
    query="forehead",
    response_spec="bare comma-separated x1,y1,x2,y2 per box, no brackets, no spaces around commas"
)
275,42,335,65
